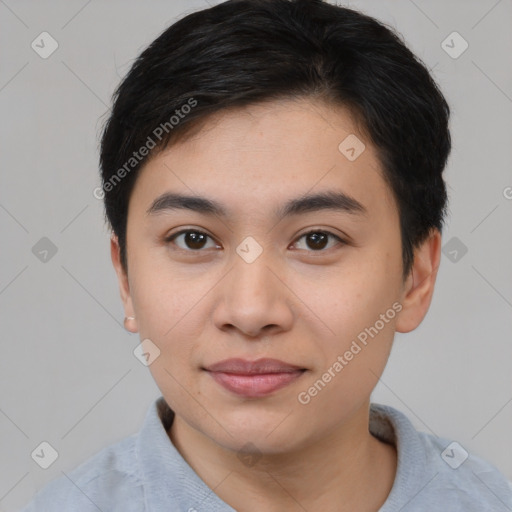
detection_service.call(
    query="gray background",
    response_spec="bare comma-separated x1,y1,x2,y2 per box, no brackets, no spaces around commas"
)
1,0,511,510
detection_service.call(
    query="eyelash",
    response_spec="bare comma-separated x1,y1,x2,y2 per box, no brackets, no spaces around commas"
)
164,228,346,253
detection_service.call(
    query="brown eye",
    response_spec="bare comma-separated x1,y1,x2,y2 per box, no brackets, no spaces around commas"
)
294,230,344,251
166,230,218,251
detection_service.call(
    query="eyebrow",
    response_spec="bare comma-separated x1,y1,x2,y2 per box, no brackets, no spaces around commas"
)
146,190,368,219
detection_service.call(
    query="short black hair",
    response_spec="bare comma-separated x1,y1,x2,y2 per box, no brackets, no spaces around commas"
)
99,0,451,279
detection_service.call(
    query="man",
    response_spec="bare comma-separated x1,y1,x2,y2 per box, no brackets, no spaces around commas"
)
22,1,512,510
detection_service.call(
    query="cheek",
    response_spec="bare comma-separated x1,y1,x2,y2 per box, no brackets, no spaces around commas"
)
297,283,398,417
130,257,208,339
133,269,208,408
296,251,401,398
303,260,399,340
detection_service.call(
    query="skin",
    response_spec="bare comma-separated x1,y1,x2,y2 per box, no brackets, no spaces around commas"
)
111,97,441,512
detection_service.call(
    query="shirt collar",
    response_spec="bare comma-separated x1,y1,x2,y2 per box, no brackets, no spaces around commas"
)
136,396,237,512
136,397,426,511
370,403,429,511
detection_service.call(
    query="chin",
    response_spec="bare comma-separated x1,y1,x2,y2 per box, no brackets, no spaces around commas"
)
207,408,308,453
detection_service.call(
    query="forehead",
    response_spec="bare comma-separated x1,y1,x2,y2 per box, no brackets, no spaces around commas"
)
131,98,398,223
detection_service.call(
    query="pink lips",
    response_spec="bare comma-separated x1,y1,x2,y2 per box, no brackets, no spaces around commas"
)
205,358,306,398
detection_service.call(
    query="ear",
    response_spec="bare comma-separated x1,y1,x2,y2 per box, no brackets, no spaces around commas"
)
110,234,138,333
395,228,441,333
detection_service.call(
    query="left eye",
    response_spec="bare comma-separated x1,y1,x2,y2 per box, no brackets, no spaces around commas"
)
293,230,344,251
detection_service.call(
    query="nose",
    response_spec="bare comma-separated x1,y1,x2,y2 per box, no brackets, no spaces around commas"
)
212,249,295,339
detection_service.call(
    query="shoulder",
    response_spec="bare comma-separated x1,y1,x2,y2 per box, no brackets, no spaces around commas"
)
417,429,512,509
20,434,145,512
371,403,512,511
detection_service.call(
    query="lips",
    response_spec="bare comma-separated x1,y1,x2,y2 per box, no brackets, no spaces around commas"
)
204,358,306,398
205,358,304,374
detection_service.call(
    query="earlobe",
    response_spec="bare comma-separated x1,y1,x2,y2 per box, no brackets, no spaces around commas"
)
110,235,139,333
395,229,442,334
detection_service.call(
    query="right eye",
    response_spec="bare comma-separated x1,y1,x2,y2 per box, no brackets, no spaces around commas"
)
165,229,221,252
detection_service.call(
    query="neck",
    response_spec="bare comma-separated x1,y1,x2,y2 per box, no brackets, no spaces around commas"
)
168,402,397,512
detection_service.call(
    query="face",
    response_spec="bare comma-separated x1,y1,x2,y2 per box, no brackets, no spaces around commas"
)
112,98,439,454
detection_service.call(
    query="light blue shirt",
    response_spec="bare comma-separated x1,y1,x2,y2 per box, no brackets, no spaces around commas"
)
21,397,512,511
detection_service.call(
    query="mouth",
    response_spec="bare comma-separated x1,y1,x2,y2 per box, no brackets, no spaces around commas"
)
203,358,307,398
